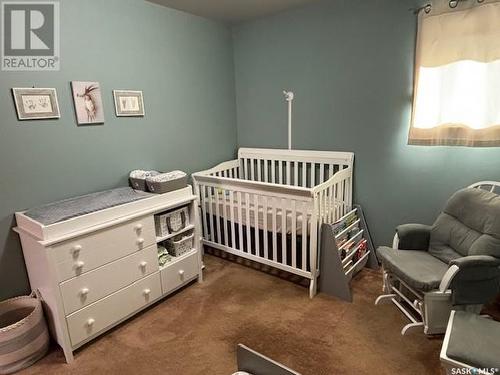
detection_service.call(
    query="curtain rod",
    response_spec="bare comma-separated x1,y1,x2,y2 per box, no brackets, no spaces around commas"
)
409,0,486,14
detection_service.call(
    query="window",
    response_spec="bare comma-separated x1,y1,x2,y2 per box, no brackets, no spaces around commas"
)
409,0,500,147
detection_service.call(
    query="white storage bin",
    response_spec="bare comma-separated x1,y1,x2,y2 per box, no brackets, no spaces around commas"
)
165,233,194,257
155,207,189,237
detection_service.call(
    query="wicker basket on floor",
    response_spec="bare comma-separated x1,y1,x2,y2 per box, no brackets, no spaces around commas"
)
0,292,50,374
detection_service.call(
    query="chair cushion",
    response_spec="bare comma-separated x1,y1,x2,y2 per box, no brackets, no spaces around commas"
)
430,188,500,259
377,246,449,292
446,311,500,368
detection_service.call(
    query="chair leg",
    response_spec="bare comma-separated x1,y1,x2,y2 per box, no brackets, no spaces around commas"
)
375,294,396,305
401,322,424,335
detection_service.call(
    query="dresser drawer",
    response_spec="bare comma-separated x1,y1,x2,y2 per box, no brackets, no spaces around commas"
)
51,216,155,282
160,250,199,295
60,245,159,315
66,272,161,347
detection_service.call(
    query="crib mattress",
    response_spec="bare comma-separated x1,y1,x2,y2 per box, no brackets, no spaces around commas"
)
204,194,313,235
24,187,153,226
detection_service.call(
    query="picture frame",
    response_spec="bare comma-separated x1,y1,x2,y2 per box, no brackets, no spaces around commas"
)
71,81,105,125
12,88,60,120
113,90,145,117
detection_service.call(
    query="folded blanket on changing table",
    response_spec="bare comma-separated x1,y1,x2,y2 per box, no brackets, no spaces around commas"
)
24,187,153,225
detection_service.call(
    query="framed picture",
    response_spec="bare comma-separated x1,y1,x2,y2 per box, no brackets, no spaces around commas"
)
113,90,145,117
71,81,105,125
12,88,60,120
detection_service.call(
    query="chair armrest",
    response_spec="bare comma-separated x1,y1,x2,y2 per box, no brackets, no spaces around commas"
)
395,224,431,250
450,255,500,269
441,256,500,305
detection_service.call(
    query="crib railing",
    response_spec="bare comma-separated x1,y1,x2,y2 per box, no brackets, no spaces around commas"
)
194,173,317,279
238,148,354,188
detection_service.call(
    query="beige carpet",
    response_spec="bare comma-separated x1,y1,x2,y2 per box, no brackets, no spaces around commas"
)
21,254,444,375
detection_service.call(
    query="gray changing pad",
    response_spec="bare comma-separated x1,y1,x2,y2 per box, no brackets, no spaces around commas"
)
25,187,153,225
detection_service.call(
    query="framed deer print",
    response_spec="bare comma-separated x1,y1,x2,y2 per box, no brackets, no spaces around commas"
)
113,90,145,117
71,81,105,125
12,88,60,120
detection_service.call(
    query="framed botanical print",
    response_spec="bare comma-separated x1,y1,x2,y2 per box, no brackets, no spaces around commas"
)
113,90,145,117
12,88,60,120
71,81,105,125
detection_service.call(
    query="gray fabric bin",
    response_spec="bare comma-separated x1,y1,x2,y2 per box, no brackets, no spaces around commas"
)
0,292,49,374
129,177,147,191
146,175,187,194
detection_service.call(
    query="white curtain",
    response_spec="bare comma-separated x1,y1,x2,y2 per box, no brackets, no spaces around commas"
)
409,0,500,146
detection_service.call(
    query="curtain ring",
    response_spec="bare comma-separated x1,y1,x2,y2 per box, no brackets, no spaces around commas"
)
449,0,459,8
424,4,432,13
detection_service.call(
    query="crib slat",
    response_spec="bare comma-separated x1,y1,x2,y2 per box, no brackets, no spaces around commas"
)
291,200,297,268
250,159,255,181
245,193,252,253
208,187,215,242
243,158,248,180
272,197,277,261
281,198,287,265
301,201,307,271
329,164,334,178
238,191,244,251
215,189,222,244
311,163,316,187
230,190,236,248
201,185,208,240
254,194,260,256
286,161,291,185
262,196,268,259
271,160,276,183
222,189,228,246
293,161,298,186
264,160,269,183
319,165,324,184
302,162,307,187
279,161,283,184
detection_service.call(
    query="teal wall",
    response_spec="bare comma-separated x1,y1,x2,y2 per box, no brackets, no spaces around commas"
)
0,0,237,300
232,0,500,247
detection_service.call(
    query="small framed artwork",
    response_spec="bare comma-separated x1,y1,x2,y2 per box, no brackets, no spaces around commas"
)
71,81,105,125
113,90,145,117
12,88,60,120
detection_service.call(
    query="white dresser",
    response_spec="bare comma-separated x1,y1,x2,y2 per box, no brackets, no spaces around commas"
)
14,186,202,363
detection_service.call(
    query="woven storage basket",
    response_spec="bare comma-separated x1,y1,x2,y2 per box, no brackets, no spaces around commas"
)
0,292,49,374
166,233,194,257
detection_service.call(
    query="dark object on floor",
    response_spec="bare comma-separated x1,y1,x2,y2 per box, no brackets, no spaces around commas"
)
236,344,300,375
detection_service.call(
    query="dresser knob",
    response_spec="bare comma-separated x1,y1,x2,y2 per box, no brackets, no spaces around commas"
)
179,269,185,277
86,318,95,327
135,223,143,232
137,238,145,246
139,261,148,269
74,261,85,270
80,288,89,296
143,288,151,296
72,245,82,255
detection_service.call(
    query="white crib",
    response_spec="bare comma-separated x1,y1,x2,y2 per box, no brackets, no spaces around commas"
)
192,148,354,298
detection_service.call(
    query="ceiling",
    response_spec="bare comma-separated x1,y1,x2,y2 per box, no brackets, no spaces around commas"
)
146,0,319,24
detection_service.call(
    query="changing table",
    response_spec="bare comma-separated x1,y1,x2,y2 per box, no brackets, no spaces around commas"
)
14,186,202,363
